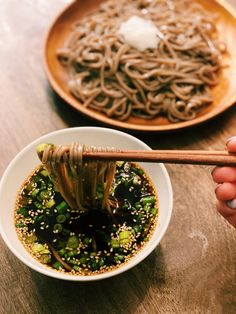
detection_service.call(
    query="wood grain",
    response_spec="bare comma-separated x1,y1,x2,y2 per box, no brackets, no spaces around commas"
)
83,149,236,166
0,1,236,314
44,0,236,132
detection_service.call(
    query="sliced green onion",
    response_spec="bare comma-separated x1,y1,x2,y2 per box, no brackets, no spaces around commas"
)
34,201,42,209
119,231,131,245
120,238,130,244
32,243,45,254
131,167,144,176
83,237,91,245
133,225,142,234
135,202,142,209
122,204,129,210
37,143,52,155
68,251,77,257
39,254,51,264
53,223,63,233
97,192,103,200
25,233,37,244
38,190,50,200
40,249,51,255
26,181,35,192
65,213,71,219
40,183,47,190
111,239,120,248
69,259,78,265
56,201,68,213
144,204,151,212
120,177,125,184
119,231,130,240
90,260,98,270
73,265,80,271
45,199,55,208
59,248,66,256
115,254,125,262
17,207,28,217
67,236,80,249
53,261,63,270
16,223,25,228
96,183,104,200
116,161,124,168
34,215,44,223
140,196,155,205
99,258,105,267
79,256,87,265
56,214,66,223
40,170,48,177
150,207,158,215
33,175,41,183
31,189,40,197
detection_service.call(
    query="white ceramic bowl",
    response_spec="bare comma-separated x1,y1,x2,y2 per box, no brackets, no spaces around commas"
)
0,127,173,281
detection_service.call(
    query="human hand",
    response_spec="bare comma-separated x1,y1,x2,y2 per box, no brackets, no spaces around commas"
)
211,136,236,228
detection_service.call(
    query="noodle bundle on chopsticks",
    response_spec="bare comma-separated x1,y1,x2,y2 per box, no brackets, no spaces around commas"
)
37,143,117,215
57,0,226,122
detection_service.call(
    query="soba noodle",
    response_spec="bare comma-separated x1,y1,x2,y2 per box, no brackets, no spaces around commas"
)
37,143,117,215
57,0,226,122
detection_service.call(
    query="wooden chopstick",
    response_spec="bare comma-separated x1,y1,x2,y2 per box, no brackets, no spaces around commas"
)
83,150,236,166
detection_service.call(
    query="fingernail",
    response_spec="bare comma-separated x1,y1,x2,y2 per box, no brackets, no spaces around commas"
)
226,199,236,209
226,136,236,144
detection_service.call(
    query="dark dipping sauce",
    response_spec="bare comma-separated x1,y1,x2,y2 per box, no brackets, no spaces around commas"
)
15,162,158,275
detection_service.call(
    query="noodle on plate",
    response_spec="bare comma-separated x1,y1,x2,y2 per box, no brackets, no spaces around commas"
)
57,0,226,122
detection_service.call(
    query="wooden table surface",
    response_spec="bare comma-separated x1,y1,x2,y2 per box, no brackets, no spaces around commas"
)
0,1,236,313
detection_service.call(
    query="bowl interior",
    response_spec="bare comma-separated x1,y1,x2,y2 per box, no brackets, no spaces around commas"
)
0,127,173,281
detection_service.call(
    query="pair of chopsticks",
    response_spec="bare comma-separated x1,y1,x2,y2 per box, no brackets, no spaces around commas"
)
83,149,236,166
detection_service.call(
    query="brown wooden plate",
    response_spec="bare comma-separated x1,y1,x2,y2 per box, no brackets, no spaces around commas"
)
44,0,236,132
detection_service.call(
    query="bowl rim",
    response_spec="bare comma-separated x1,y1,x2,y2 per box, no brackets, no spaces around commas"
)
0,127,173,281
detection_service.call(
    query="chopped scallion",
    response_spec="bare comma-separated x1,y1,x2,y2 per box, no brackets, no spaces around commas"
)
56,214,66,223
45,199,55,208
140,196,155,205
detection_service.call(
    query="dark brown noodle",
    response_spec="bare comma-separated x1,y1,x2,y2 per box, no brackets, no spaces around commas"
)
57,0,226,122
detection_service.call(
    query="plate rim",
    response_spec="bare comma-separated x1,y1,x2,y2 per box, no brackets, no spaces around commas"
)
43,0,236,132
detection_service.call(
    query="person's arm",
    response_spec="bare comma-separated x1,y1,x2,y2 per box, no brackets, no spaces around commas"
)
211,137,236,228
